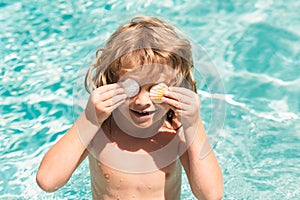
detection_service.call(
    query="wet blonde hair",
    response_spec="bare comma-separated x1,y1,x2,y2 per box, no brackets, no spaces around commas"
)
84,16,196,93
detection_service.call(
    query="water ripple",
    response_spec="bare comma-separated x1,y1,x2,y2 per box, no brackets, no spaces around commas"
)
1,0,299,199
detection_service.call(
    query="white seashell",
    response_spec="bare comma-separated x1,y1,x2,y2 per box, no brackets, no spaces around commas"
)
121,78,140,98
149,83,168,103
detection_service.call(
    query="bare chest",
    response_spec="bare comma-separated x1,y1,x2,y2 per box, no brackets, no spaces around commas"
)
87,123,183,199
88,154,182,199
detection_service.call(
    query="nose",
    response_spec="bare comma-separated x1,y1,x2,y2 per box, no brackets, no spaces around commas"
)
134,87,152,106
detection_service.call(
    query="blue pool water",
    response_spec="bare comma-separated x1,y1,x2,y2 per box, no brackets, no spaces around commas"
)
1,0,299,199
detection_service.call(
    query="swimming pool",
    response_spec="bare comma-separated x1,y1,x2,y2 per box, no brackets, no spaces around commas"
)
1,0,299,199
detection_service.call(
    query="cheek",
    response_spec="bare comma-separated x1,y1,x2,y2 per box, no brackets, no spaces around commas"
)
155,103,170,114
117,100,130,112
160,103,170,111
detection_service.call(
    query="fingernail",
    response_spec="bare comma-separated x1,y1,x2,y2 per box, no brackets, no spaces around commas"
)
118,83,124,87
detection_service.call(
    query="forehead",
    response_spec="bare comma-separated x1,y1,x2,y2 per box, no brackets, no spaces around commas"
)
119,64,177,86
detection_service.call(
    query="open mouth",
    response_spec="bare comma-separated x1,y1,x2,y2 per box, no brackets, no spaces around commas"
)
130,109,156,118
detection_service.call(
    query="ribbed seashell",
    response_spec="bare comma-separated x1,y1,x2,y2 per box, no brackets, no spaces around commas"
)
149,83,168,103
121,78,140,97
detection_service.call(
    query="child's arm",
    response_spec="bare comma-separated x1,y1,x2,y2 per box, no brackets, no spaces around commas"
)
36,84,126,192
179,120,223,200
162,87,223,200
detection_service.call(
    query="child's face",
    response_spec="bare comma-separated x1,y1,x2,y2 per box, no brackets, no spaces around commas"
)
117,83,170,128
116,65,174,128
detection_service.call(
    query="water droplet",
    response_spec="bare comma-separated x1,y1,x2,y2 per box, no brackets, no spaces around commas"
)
104,173,110,179
147,185,152,190
132,194,136,199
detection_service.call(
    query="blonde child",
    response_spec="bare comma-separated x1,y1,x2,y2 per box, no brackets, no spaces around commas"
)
36,16,223,200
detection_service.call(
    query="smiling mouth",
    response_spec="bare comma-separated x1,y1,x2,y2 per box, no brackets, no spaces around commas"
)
130,109,156,117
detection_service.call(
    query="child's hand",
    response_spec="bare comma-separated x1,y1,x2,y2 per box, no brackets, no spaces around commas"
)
85,84,127,125
162,86,201,129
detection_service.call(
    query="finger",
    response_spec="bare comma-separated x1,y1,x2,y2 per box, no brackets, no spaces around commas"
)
103,94,127,113
110,97,126,111
164,90,191,104
96,87,126,102
94,83,122,94
171,109,184,122
168,86,195,97
110,94,127,106
161,96,184,111
101,93,127,107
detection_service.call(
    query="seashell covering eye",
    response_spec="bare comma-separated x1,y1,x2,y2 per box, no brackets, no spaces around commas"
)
149,83,168,103
121,78,140,98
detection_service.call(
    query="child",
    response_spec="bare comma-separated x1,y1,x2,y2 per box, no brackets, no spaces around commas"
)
36,16,223,200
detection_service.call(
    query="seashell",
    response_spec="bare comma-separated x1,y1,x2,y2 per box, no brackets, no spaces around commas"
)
121,78,140,98
149,83,168,103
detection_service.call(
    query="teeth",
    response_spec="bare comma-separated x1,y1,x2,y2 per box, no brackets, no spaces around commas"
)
135,110,153,114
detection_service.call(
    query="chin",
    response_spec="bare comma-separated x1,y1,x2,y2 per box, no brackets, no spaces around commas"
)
133,119,154,128
129,112,155,128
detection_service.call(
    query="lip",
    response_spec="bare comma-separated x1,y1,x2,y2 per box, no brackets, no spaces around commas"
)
130,109,156,119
